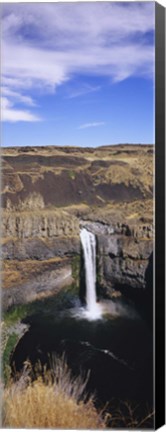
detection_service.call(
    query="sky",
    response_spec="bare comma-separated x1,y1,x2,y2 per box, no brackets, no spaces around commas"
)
1,2,155,147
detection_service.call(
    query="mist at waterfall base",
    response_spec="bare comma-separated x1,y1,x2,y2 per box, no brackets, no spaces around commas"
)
11,229,153,424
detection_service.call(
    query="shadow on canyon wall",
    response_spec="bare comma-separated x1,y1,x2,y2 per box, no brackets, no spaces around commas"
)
119,252,153,330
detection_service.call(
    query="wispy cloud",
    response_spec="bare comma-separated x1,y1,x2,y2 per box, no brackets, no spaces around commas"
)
2,87,36,106
1,83,40,122
78,122,105,129
1,97,41,122
1,3,155,122
66,84,101,99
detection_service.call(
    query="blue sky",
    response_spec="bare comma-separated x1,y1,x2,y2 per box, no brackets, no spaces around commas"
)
1,2,155,147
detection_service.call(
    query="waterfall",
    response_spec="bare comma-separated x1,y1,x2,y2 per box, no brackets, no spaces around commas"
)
80,228,102,320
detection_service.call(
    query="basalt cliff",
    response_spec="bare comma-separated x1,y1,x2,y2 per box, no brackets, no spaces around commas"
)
1,144,154,317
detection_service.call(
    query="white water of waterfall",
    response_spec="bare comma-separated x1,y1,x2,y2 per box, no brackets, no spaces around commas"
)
80,228,102,320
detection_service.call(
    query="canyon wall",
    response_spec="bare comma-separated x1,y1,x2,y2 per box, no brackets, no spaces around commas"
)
1,145,154,310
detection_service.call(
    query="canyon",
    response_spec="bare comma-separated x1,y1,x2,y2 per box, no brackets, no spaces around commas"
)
1,144,154,318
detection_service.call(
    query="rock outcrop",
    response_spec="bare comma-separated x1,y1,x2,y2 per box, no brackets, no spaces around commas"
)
81,220,153,291
2,260,73,310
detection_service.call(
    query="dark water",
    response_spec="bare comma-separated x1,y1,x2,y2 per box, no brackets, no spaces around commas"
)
11,296,153,425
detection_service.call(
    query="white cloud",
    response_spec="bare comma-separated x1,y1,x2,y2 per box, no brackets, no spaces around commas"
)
79,122,105,130
1,3,155,122
2,87,36,106
1,97,41,122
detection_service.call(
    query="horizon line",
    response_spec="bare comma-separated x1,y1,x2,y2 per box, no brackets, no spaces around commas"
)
2,143,154,150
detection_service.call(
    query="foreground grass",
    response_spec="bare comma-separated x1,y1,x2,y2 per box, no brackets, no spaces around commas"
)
3,381,103,429
2,357,106,429
2,355,154,429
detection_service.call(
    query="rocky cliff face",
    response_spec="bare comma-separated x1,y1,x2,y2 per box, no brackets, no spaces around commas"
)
81,220,153,291
1,144,154,310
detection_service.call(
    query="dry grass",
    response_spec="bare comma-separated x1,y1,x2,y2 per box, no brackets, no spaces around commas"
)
2,357,106,429
1,258,64,289
93,156,153,194
107,400,154,429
